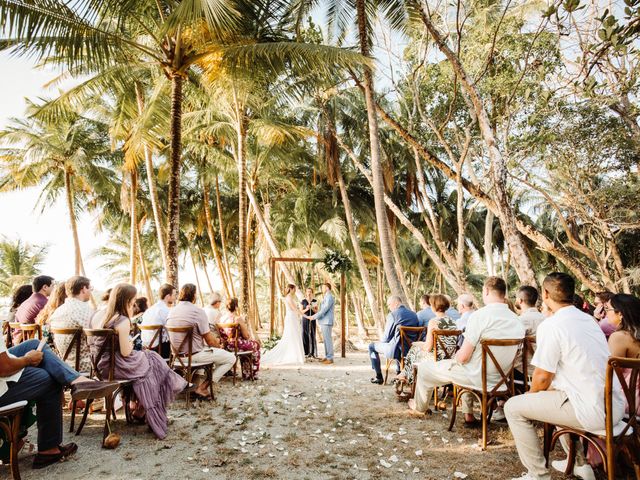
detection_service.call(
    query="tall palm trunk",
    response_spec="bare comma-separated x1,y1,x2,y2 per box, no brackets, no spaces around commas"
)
335,160,384,330
355,0,406,303
129,169,139,285
189,248,205,306
166,74,183,287
64,168,85,276
235,102,249,313
135,82,168,275
198,246,214,294
203,181,232,298
215,176,236,296
136,223,154,301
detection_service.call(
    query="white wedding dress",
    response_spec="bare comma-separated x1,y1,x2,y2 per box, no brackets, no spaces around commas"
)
262,294,305,366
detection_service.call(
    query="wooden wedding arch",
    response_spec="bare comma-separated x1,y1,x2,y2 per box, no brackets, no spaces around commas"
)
269,257,347,358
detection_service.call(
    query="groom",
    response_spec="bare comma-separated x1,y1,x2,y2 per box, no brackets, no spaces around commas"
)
306,283,335,365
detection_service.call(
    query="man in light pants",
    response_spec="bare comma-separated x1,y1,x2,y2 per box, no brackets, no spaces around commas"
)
308,283,335,365
504,272,625,480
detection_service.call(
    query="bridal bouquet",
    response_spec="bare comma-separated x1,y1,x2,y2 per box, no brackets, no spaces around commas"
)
323,249,352,274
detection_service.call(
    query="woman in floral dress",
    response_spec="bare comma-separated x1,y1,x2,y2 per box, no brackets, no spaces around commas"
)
217,298,261,380
396,294,459,385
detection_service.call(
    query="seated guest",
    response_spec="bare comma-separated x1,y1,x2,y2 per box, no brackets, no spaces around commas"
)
132,297,148,322
13,275,54,344
409,276,525,421
49,276,94,373
515,286,544,335
2,285,32,342
504,273,624,480
88,283,188,439
606,293,640,412
218,298,261,380
397,294,458,385
593,290,617,338
368,296,419,385
140,284,175,359
166,284,235,398
0,323,114,469
416,294,435,326
455,293,476,331
36,282,67,327
204,292,223,326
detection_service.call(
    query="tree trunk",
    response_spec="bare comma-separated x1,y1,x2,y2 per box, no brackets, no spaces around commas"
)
355,0,406,302
189,248,205,306
135,82,168,275
484,209,495,275
136,223,154,301
416,3,537,287
64,168,85,276
335,159,384,331
236,110,249,313
203,181,231,298
215,175,236,297
166,74,183,287
198,246,214,294
351,293,367,338
389,221,414,308
129,169,139,285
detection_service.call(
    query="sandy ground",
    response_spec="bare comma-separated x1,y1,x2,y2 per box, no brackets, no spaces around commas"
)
7,351,574,480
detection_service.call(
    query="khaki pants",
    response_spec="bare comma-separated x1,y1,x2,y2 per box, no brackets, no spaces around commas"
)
414,359,475,414
192,348,236,383
504,390,586,479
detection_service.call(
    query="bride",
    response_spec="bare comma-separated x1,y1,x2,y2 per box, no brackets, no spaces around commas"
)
261,284,305,366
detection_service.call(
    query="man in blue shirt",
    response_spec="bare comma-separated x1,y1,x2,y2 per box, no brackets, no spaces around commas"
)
416,294,435,326
369,296,420,384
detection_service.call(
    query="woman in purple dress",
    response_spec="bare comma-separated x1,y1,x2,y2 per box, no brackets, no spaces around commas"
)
218,298,261,379
88,283,187,439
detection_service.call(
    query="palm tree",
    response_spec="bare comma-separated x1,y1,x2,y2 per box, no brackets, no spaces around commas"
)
0,101,117,276
0,0,369,287
0,237,46,296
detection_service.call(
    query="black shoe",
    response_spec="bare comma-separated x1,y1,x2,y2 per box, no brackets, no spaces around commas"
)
370,377,384,385
32,443,78,469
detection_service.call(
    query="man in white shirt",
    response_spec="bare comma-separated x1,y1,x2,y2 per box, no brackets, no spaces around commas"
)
455,293,476,331
504,272,625,480
204,292,223,326
49,276,95,373
409,277,525,420
515,286,545,334
140,283,176,358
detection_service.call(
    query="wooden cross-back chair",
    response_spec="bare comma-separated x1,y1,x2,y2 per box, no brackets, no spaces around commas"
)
543,356,640,480
384,326,428,385
515,334,537,394
49,327,83,372
165,325,215,408
216,323,255,384
138,324,165,356
431,329,463,410
448,338,525,450
82,328,131,445
2,322,12,348
0,400,28,480
8,323,41,345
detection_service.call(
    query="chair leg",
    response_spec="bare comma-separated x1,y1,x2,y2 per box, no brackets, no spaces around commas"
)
75,398,94,436
448,389,459,432
185,370,192,409
481,397,488,450
433,387,439,411
542,423,553,468
383,360,390,385
232,358,237,387
9,412,22,480
208,366,215,401
565,434,577,475
69,399,77,433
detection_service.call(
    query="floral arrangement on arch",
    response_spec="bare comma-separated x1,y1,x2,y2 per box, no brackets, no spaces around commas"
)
322,249,352,274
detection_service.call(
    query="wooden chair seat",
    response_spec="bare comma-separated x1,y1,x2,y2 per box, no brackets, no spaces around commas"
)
448,337,524,450
8,323,41,345
0,400,27,480
543,356,640,479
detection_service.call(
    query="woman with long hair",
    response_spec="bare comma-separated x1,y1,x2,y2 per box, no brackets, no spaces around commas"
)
261,284,305,366
88,283,188,439
36,282,67,326
218,298,261,379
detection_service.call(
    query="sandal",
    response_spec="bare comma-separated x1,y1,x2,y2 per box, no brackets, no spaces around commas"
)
32,443,78,469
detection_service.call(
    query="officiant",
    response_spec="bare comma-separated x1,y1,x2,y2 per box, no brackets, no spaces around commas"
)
301,288,318,358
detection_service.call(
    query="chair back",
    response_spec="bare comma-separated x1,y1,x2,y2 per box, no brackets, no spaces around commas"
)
50,327,83,371
165,325,194,371
433,329,463,361
83,328,117,381
606,356,640,441
480,338,525,396
138,324,164,354
399,326,428,359
216,323,240,353
9,322,42,343
2,322,11,348
521,334,537,391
